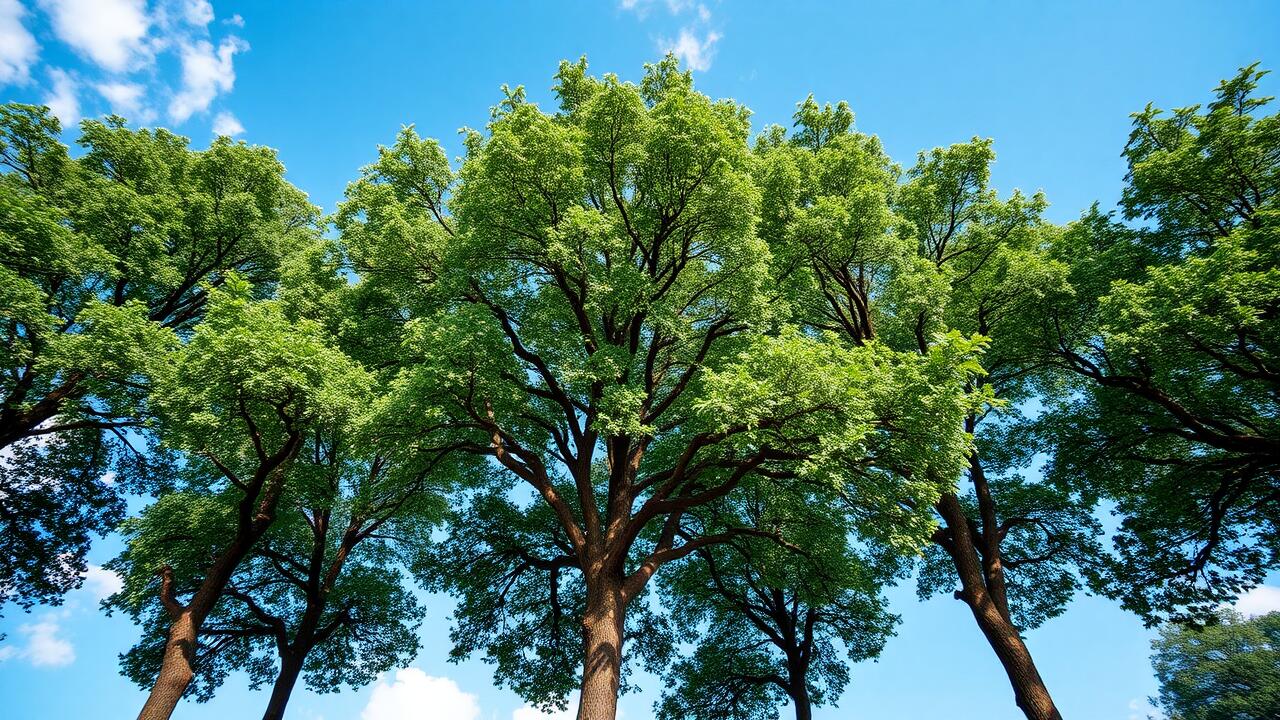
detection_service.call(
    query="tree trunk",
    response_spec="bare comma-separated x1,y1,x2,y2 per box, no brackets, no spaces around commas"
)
136,611,198,720
138,557,242,720
135,438,299,720
788,681,813,720
936,492,1062,720
261,652,304,720
576,582,625,720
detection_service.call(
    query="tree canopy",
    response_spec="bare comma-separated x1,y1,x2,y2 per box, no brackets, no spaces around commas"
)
1150,610,1280,720
0,55,1277,720
1041,63,1280,624
0,104,313,617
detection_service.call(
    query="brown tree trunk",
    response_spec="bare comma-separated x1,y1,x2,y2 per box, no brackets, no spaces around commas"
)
576,581,625,720
138,546,248,720
261,652,304,720
936,492,1062,720
137,451,298,720
0,369,89,449
136,611,198,720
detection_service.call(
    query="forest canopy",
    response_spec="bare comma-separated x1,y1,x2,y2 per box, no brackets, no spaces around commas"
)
0,56,1277,720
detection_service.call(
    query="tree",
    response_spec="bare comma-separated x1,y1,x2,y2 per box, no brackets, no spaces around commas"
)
110,448,439,720
899,141,1105,720
0,105,312,614
753,98,1099,720
350,56,979,720
114,276,370,720
1150,610,1280,720
655,481,900,720
1042,64,1280,624
110,245,462,720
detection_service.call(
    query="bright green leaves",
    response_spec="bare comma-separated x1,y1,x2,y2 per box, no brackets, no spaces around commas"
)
1040,66,1280,624
0,104,321,616
791,95,855,151
150,278,371,476
42,300,177,411
1123,63,1278,245
337,126,454,301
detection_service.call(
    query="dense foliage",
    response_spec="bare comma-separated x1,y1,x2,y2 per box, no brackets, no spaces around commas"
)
1041,64,1280,624
1150,611,1280,720
0,57,1275,720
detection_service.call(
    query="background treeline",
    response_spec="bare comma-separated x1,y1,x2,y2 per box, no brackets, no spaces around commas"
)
0,56,1276,720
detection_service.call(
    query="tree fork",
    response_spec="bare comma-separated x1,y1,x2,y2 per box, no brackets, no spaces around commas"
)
936,492,1063,720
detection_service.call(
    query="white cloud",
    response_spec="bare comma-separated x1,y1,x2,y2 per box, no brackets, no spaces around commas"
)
0,614,76,668
38,0,151,73
179,0,214,28
211,110,243,136
0,0,38,85
513,695,578,720
660,29,721,72
169,36,247,123
43,68,80,128
361,670,481,720
1234,585,1280,617
224,13,244,27
31,0,246,126
620,0,691,15
82,565,123,600
93,81,150,121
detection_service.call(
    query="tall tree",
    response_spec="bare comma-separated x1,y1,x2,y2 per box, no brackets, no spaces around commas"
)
1042,64,1280,624
897,141,1099,720
118,276,370,720
109,442,441,720
753,100,1099,720
0,105,312,613
1150,610,1280,720
350,57,979,720
655,482,900,720
111,245,459,720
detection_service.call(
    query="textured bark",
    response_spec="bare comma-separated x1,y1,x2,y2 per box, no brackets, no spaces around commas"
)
138,536,255,720
261,653,304,720
936,491,1062,720
136,437,301,720
136,611,197,720
576,581,625,720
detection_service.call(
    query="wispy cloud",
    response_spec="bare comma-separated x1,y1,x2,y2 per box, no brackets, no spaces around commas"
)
38,0,152,73
43,68,79,127
0,612,76,668
81,565,123,601
6,1,248,136
660,28,721,72
212,110,243,136
0,0,38,85
1128,697,1164,720
169,35,247,123
621,0,724,72
1234,584,1280,617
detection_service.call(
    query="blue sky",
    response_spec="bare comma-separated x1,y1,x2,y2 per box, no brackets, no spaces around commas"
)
1,2,1279,719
